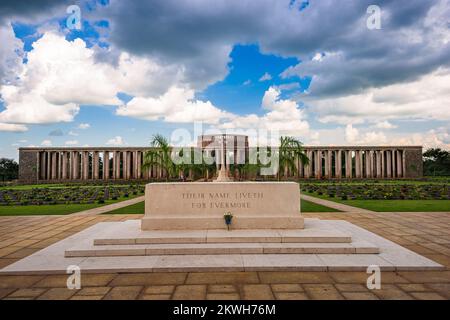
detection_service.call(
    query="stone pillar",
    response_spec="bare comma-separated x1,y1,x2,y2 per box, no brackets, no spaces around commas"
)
365,151,371,178
335,150,342,179
305,150,312,178
298,155,304,178
134,151,139,179
103,151,109,180
315,150,321,179
397,150,403,178
93,151,99,180
50,152,56,180
82,151,89,180
355,150,361,178
123,151,128,180
62,152,68,180
136,151,142,179
376,151,382,178
402,149,406,178
381,150,385,178
127,151,132,179
345,150,352,178
58,152,62,180
69,152,73,179
324,151,329,178
74,151,80,179
386,150,392,178
46,152,51,180
392,149,397,178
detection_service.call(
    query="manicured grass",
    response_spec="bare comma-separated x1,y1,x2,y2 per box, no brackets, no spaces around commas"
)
104,199,339,214
0,195,139,216
301,200,339,212
332,199,450,212
307,192,450,212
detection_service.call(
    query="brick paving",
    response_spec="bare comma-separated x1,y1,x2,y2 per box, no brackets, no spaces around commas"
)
0,212,449,300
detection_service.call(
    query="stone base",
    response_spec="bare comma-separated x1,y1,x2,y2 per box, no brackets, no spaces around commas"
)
141,215,304,230
0,219,443,274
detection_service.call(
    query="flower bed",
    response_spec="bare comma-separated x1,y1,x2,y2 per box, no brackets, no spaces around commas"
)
301,183,450,200
0,185,144,206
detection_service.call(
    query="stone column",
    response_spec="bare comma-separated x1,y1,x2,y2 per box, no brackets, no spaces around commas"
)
345,150,352,178
305,150,312,178
136,151,142,179
62,152,68,180
402,149,406,178
74,151,80,179
315,150,321,179
365,151,371,178
103,151,109,180
355,150,361,178
82,151,88,180
392,149,397,178
376,151,382,178
50,152,56,180
324,151,329,178
397,150,403,178
122,151,128,180
134,151,139,179
335,150,342,179
381,150,385,178
46,152,51,180
127,151,132,179
386,150,392,178
93,151,99,180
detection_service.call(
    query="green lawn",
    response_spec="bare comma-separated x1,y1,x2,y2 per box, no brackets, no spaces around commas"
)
0,195,139,216
307,192,450,212
104,199,339,214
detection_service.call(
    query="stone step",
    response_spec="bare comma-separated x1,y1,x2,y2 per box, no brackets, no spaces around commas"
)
65,240,378,257
94,228,352,245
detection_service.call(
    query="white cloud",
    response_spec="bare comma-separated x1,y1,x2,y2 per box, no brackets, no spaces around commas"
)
243,79,251,86
0,123,28,132
78,123,90,129
345,124,387,145
41,139,52,146
220,87,310,138
106,136,125,146
0,24,23,85
374,121,397,129
259,72,272,82
65,140,78,146
117,86,233,124
310,68,450,125
68,130,78,136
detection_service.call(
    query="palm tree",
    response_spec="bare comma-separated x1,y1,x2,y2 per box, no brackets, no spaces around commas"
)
142,134,176,181
277,136,309,181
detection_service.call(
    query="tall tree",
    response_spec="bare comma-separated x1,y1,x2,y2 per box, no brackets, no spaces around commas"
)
142,134,177,181
0,158,19,182
423,148,450,176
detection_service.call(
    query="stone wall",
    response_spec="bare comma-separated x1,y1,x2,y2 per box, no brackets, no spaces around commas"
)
404,148,423,178
18,150,39,183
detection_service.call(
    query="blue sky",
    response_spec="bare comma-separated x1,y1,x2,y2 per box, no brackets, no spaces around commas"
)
0,0,449,159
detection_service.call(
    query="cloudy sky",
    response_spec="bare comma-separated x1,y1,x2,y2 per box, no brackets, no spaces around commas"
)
0,0,449,159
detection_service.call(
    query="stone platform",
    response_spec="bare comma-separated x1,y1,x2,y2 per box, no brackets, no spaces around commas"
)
0,219,443,274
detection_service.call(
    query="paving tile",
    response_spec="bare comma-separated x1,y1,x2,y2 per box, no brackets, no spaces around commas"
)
341,292,379,300
409,292,446,300
208,285,238,293
259,272,333,284
242,284,275,300
329,272,409,284
33,274,116,287
110,273,186,286
303,284,344,300
76,286,111,296
140,294,171,300
371,284,413,300
424,283,450,299
144,285,175,294
172,285,207,300
186,272,259,284
207,293,240,300
335,284,370,292
271,284,304,292
398,271,450,283
0,288,15,299
7,288,47,298
37,288,78,300
70,295,104,300
274,292,309,300
396,283,430,292
103,286,143,300
0,275,44,289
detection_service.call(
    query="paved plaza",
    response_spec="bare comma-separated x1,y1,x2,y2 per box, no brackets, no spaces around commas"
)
1,211,449,300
